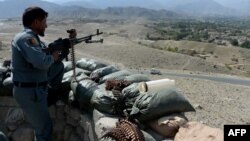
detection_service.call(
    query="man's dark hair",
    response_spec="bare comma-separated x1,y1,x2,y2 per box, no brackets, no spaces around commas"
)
22,7,48,27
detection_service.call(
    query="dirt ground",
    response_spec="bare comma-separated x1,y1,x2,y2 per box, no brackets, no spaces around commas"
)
1,19,250,130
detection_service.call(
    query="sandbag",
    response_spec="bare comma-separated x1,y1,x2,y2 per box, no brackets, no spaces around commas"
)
122,83,140,99
71,79,97,96
63,61,73,72
124,74,151,83
99,70,132,84
0,131,6,141
90,65,120,82
63,68,91,81
90,88,115,114
147,113,188,138
141,130,157,141
71,79,98,110
130,88,195,122
174,122,223,141
2,59,11,68
122,83,141,110
76,58,107,72
62,72,90,103
0,66,9,86
1,77,13,96
63,71,89,85
98,83,106,89
144,129,166,141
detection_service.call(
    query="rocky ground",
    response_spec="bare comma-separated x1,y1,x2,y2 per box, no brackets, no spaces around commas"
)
1,19,250,130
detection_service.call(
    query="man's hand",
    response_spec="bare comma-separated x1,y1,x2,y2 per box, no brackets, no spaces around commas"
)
52,51,60,61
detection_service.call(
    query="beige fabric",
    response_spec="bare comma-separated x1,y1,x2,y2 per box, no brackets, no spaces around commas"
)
174,121,223,141
148,113,188,137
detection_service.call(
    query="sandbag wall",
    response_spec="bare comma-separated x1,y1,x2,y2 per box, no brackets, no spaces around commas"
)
0,58,195,141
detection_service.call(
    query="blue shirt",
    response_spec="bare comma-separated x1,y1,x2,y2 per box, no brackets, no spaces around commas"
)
11,27,54,82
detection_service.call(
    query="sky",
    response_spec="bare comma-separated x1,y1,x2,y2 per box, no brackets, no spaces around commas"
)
0,0,75,1
0,0,248,8
0,0,91,2
0,0,230,2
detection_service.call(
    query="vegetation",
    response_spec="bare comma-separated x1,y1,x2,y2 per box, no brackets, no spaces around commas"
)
146,18,250,49
241,40,250,49
167,47,178,52
0,41,2,50
246,71,250,77
225,64,232,70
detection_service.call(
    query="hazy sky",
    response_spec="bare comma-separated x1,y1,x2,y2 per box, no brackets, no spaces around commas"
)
0,0,248,7
0,0,91,2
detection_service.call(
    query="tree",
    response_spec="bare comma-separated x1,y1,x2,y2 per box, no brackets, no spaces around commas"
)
241,40,250,49
230,39,239,46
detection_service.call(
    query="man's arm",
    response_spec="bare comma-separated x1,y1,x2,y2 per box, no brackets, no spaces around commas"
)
16,35,59,70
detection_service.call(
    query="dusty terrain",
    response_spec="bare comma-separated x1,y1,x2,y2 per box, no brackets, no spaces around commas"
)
0,19,250,129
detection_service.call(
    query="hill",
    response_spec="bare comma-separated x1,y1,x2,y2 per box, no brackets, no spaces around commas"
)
0,0,60,18
0,0,248,19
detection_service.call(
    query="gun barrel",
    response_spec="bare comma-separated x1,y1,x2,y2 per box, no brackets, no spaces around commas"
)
71,30,103,45
85,39,103,43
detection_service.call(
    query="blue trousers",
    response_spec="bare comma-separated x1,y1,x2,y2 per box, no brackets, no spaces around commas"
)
13,86,52,141
13,62,64,141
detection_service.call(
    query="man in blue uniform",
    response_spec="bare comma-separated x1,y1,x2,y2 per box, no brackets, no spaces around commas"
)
11,7,64,141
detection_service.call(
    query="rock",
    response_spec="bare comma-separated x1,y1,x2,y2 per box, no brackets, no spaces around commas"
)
66,116,79,127
56,101,65,120
95,117,118,139
10,123,34,141
79,114,96,141
76,126,85,141
67,107,81,121
48,105,56,119
63,125,74,141
194,104,203,110
69,132,82,141
53,119,66,141
5,108,24,131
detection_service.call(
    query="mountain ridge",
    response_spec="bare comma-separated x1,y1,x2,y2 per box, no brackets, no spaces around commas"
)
0,0,249,19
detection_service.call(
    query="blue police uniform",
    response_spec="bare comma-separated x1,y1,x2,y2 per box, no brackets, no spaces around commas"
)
11,27,64,141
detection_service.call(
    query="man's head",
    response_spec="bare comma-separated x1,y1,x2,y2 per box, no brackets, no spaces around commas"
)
22,7,48,36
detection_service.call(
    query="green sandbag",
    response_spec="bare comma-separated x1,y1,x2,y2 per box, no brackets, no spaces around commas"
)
122,83,141,109
63,61,73,72
130,88,195,122
63,68,91,82
90,88,115,114
124,74,151,83
122,83,140,99
1,77,13,96
99,70,132,84
90,65,120,81
71,79,98,110
63,71,89,85
0,66,9,86
76,58,107,72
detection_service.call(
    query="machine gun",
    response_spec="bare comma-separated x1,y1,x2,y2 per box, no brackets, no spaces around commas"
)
43,29,103,81
43,29,103,54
